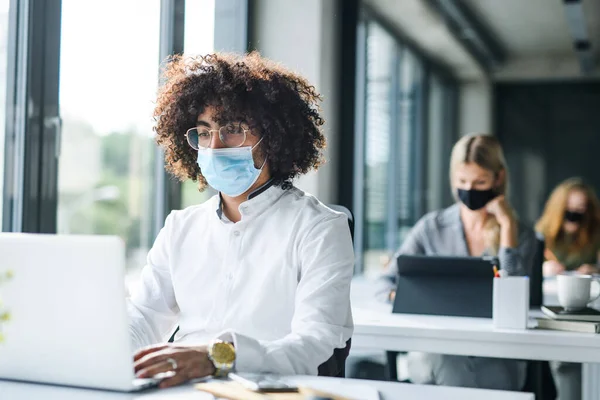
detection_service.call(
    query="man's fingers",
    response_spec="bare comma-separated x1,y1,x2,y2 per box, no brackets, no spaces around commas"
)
134,352,173,374
159,372,188,388
137,360,175,379
133,344,169,362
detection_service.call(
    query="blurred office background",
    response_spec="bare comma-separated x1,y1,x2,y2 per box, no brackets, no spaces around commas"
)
1,0,599,280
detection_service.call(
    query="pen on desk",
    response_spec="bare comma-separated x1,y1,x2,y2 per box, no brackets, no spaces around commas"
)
493,265,500,278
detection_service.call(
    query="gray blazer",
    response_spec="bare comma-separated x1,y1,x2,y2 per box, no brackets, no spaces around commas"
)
380,203,537,297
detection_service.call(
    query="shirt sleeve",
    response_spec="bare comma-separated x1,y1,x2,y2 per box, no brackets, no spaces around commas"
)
498,224,536,276
128,211,180,351
216,214,354,375
375,217,428,302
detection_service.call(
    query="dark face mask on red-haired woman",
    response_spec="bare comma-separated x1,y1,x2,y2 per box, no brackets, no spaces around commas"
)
563,190,588,234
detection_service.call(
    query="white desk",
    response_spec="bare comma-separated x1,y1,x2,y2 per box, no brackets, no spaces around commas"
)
352,303,600,400
0,377,534,400
352,305,600,363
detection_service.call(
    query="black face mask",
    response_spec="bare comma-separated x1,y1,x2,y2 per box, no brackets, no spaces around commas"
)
457,188,498,211
564,211,585,223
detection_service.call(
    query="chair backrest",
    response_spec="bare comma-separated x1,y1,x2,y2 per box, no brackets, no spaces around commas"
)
327,204,354,243
327,204,354,222
320,205,353,377
317,339,352,377
530,232,545,307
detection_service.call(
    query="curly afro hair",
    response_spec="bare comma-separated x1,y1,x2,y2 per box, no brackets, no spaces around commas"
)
153,52,326,191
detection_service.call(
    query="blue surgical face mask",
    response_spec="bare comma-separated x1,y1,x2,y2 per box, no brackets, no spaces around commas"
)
196,139,266,197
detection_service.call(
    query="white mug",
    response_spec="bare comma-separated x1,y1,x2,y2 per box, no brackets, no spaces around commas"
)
557,274,600,311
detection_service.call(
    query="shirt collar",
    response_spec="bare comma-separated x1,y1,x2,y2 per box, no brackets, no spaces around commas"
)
214,179,283,221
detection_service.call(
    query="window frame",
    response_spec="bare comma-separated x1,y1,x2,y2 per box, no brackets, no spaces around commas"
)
3,0,61,233
2,0,250,238
350,3,460,274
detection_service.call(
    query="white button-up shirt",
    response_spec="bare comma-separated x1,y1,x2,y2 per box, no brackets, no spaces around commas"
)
127,184,354,375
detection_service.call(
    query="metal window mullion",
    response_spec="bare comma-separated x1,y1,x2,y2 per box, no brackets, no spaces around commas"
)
411,60,427,222
153,0,185,238
417,65,431,217
442,79,459,206
385,44,400,253
37,0,61,233
352,17,367,274
3,0,28,232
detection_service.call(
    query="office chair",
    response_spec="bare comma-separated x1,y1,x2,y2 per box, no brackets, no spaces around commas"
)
168,203,355,378
319,204,354,377
327,204,354,242
529,231,544,308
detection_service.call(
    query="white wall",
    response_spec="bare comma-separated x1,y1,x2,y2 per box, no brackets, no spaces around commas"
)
458,79,493,135
251,0,340,204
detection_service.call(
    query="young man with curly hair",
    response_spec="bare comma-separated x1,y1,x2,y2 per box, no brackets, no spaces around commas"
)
128,52,354,388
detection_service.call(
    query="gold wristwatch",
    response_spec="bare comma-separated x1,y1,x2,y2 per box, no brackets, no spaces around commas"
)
207,339,236,377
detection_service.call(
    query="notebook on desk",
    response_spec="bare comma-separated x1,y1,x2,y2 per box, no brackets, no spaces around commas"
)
541,305,600,322
536,318,600,334
196,379,379,400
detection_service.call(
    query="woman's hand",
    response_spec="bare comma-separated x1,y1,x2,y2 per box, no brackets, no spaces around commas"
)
389,290,396,303
485,195,515,227
543,260,565,277
133,343,215,388
486,195,517,248
577,264,598,275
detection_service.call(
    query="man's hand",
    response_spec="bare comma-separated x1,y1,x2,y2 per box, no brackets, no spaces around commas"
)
133,343,215,388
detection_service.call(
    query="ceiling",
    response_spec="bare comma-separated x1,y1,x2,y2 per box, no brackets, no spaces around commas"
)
366,0,600,81
463,0,600,79
363,0,486,81
463,0,600,58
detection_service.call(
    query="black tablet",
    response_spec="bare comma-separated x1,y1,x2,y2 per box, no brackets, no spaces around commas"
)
392,255,498,318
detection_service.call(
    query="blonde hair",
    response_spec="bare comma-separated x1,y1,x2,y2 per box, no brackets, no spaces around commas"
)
450,134,509,254
536,178,600,252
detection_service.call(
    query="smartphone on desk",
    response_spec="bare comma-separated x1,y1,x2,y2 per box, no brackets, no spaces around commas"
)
228,372,298,393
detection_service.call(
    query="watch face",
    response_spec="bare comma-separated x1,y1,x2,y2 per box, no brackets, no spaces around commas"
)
212,341,236,364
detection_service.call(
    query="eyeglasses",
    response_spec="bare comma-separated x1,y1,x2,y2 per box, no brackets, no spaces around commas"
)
184,122,250,150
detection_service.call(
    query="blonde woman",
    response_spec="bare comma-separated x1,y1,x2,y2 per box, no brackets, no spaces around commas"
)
381,134,535,390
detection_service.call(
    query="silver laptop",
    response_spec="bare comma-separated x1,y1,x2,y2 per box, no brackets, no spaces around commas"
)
0,233,157,391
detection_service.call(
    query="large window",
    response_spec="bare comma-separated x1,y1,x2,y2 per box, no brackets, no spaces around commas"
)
56,0,221,283
355,14,458,275
395,49,425,247
2,0,246,241
0,0,248,272
426,74,458,212
362,22,394,272
57,0,162,279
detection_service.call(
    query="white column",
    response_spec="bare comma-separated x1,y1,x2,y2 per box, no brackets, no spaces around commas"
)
251,0,340,204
